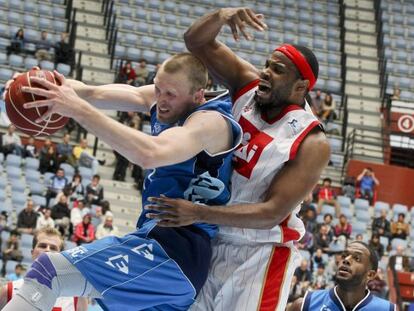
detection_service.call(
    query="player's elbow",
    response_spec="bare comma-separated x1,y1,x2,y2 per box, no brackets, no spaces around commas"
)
184,30,199,51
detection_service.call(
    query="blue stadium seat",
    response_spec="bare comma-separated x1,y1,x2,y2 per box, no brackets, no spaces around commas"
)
193,6,206,17
337,196,351,208
40,60,55,71
119,5,133,17
6,154,22,167
392,203,408,217
165,14,177,25
52,6,66,18
149,11,162,23
179,16,193,27
39,18,52,30
154,38,169,50
25,157,40,170
0,189,6,202
126,47,141,60
328,66,341,78
8,54,23,68
391,238,407,250
124,33,139,45
25,43,36,54
26,170,41,184
120,19,135,31
9,1,21,10
12,191,27,206
352,221,367,236
23,14,37,27
157,52,171,63
322,204,335,216
24,57,39,70
57,62,71,75
326,80,341,94
78,166,93,181
171,41,185,53
355,198,370,210
32,195,46,207
135,9,147,21
53,20,67,32
140,36,154,48
0,52,6,65
8,11,21,24
11,179,26,192
38,4,52,16
114,45,126,58
152,24,165,36
148,0,161,9
166,27,181,39
163,1,176,12
341,207,353,219
374,201,390,217
379,236,388,250
142,50,157,64
29,182,45,196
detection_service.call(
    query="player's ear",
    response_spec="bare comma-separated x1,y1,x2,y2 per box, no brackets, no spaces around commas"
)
366,269,377,282
294,79,309,96
194,88,205,105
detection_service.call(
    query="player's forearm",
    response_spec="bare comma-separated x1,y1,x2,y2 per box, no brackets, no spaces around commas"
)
66,79,149,112
198,202,285,229
184,9,225,50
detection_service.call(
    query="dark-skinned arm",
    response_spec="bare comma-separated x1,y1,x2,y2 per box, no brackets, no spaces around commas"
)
184,8,265,94
287,298,304,311
146,129,330,229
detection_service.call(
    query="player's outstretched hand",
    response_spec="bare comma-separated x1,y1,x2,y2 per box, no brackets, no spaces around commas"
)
219,7,267,41
22,70,87,122
145,196,204,227
2,67,40,101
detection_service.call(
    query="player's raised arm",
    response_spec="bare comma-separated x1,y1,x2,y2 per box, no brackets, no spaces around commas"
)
184,8,266,94
66,79,155,112
286,298,303,311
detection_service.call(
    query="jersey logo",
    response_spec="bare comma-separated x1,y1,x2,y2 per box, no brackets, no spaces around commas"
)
184,171,225,203
131,243,154,261
288,118,299,135
105,254,129,274
233,116,273,179
320,305,332,311
65,246,88,259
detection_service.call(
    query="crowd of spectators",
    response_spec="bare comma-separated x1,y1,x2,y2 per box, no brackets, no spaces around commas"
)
6,28,75,72
310,89,338,125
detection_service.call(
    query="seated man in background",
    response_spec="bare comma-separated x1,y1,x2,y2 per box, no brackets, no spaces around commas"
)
85,175,104,206
35,31,53,62
317,177,341,217
357,167,379,204
16,199,38,234
391,213,410,240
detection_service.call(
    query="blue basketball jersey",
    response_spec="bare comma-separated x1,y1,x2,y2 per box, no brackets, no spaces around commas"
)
137,91,242,238
303,287,396,311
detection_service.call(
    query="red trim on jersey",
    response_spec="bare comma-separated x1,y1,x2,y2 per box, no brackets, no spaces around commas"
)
7,282,12,302
289,120,321,160
74,297,78,311
258,246,291,311
280,215,301,243
261,104,303,124
52,307,62,311
232,79,260,103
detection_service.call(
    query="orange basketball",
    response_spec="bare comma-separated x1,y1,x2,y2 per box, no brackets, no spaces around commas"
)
5,69,68,136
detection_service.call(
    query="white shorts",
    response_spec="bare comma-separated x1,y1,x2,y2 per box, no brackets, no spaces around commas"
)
190,236,301,311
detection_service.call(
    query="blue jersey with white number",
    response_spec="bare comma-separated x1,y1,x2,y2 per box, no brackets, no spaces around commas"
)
303,287,395,311
137,91,242,238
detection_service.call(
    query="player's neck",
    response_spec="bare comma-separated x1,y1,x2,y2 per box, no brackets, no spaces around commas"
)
335,285,368,310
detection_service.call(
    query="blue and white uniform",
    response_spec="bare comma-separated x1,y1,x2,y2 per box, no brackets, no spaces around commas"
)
62,91,241,311
302,287,396,311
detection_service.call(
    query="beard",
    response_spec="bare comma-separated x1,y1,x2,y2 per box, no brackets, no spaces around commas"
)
253,86,292,114
334,272,365,290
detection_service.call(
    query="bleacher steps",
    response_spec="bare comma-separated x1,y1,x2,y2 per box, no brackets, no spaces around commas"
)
345,8,376,21
345,0,374,9
345,20,376,33
347,96,381,113
75,25,107,42
345,83,380,98
346,70,380,85
344,44,378,59
73,0,102,14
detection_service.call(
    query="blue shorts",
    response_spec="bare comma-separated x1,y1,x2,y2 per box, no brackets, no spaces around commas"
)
62,223,212,311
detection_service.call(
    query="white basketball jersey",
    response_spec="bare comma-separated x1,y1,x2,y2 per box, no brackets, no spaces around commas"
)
218,81,322,243
8,279,78,311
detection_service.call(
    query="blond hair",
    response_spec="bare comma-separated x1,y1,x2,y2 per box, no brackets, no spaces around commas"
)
32,227,65,251
162,53,208,93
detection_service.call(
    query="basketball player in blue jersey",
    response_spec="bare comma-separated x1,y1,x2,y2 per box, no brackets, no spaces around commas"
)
288,241,396,311
3,53,241,310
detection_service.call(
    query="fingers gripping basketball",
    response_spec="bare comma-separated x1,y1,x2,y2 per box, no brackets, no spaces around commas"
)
5,69,68,136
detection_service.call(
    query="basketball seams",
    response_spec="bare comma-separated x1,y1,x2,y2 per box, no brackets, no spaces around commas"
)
6,69,68,135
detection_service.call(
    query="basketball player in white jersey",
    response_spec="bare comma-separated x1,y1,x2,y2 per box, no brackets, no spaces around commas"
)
0,227,88,311
145,7,331,311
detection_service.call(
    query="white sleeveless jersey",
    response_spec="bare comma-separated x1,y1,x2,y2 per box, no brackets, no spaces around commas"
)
8,279,78,311
218,81,322,243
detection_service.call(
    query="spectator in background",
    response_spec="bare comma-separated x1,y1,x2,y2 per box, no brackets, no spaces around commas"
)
2,124,23,157
391,213,410,240
320,92,336,123
319,213,335,240
206,77,216,91
311,89,323,116
6,28,25,55
334,214,352,239
23,136,38,158
289,260,311,301
372,208,391,239
389,245,410,272
312,263,327,290
69,174,85,202
16,199,38,234
38,138,51,169
70,200,90,227
342,176,356,202
39,145,58,174
86,175,104,206
312,248,326,271
134,59,148,86
118,61,136,85
54,32,74,70
355,234,364,242
73,214,95,245
369,233,384,258
56,133,73,166
302,208,317,234
36,208,55,230
390,86,400,100
146,63,161,84
73,138,101,174
296,229,314,254
35,30,52,61
314,224,332,253
46,168,68,207
6,264,24,282
317,178,341,217
95,215,120,239
1,231,23,276
368,268,388,299
51,194,71,237
357,167,379,204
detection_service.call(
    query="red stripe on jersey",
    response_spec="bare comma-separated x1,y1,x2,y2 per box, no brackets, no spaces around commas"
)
52,308,62,311
74,297,78,311
261,104,304,124
289,120,321,160
7,282,12,302
233,79,260,103
280,215,301,243
258,246,291,311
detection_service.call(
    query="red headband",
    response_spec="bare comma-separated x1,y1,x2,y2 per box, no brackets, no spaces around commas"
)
275,44,316,90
